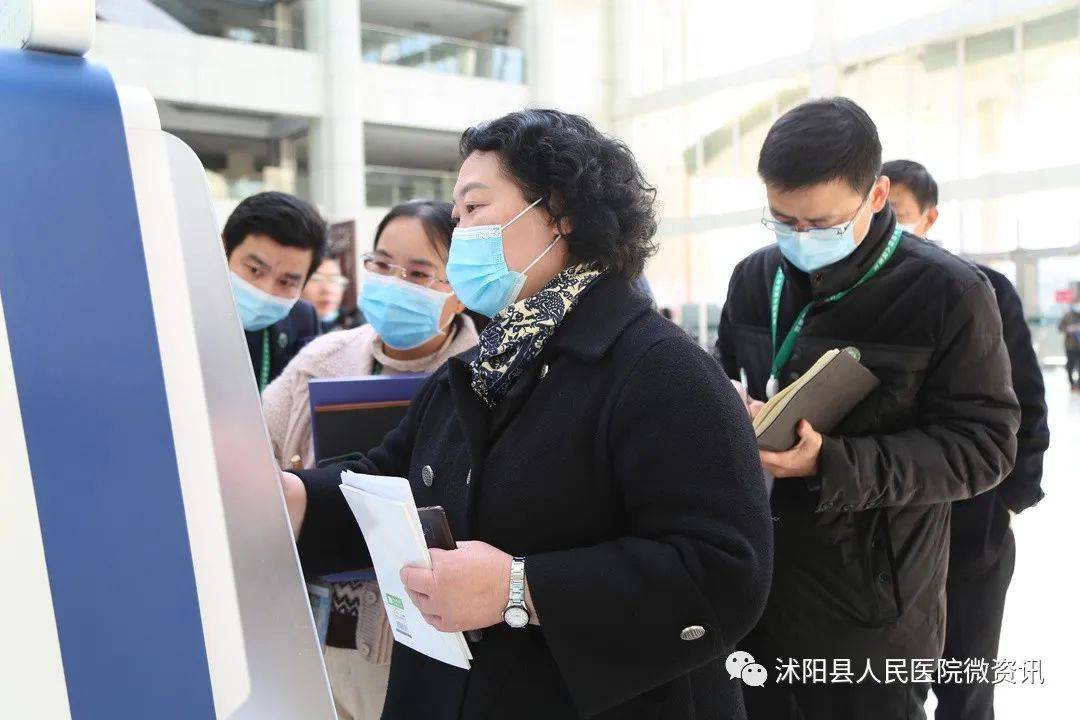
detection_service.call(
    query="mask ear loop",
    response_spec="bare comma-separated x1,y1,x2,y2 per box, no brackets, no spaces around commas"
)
501,196,546,230
505,197,562,275
435,289,461,334
521,235,562,275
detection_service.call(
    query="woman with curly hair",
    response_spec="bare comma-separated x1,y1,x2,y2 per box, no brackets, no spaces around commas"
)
280,109,772,719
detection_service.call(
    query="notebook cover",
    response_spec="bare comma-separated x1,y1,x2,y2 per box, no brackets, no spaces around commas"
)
755,351,880,452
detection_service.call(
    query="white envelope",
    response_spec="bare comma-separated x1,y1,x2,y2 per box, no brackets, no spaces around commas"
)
339,472,472,670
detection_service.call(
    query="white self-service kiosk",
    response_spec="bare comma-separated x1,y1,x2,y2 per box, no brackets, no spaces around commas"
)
0,2,338,718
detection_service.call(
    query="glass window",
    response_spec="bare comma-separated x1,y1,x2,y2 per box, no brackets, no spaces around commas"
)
687,224,772,305
172,129,296,202
146,0,305,49
911,40,961,181
360,25,524,83
965,27,1015,64
961,29,1019,176
683,0,812,84
1023,7,1078,50
840,52,915,161
364,168,456,209
930,200,963,252
1018,188,1080,251
923,40,959,72
959,196,1018,254
1036,254,1080,318
1018,9,1080,171
983,260,1017,286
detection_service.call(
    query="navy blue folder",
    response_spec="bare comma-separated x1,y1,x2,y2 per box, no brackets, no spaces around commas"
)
308,373,430,465
308,373,430,583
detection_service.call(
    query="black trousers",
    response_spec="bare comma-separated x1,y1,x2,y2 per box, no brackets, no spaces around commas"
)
923,527,1016,720
1066,349,1080,388
740,624,929,720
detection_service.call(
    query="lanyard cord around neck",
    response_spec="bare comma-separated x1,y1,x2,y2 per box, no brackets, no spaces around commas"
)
258,329,271,393
767,226,902,397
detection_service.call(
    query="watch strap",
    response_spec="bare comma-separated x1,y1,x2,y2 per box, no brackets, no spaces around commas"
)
508,557,526,605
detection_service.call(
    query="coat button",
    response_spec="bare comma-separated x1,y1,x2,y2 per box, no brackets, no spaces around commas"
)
680,625,706,641
364,590,377,606
421,465,434,487
539,363,549,379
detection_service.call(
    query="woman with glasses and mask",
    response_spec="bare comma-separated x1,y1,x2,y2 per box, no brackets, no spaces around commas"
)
279,109,772,720
302,257,356,333
262,199,478,720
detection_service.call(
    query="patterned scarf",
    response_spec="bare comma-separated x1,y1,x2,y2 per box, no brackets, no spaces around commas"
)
470,263,604,407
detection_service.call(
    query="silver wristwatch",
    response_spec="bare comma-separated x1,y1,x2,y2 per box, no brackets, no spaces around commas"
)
503,557,531,629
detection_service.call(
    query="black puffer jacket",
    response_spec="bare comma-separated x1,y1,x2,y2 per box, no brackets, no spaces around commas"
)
716,206,1020,663
948,264,1048,577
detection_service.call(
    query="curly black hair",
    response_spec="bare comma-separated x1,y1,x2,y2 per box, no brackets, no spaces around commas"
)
459,109,658,280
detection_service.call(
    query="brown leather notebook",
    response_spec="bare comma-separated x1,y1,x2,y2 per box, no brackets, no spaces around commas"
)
754,348,880,452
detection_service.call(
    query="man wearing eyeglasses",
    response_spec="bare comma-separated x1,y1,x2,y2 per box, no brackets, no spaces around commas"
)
715,98,1020,720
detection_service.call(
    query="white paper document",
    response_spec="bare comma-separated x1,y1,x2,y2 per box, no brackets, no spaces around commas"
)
339,471,472,670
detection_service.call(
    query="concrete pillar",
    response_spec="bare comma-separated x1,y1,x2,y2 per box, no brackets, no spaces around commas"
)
808,0,840,96
304,0,365,225
1016,252,1040,314
525,0,554,106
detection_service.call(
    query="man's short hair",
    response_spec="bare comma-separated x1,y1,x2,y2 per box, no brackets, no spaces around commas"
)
758,97,882,195
882,159,939,212
223,191,328,277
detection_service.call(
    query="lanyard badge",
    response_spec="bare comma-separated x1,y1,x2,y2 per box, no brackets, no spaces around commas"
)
766,226,902,398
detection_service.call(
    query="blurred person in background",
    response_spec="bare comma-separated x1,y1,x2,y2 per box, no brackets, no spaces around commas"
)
1060,303,1080,390
263,199,478,720
223,191,327,391
303,256,351,333
886,158,1050,720
718,98,1020,720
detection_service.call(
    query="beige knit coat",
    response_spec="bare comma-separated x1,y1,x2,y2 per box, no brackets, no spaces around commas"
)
262,318,479,469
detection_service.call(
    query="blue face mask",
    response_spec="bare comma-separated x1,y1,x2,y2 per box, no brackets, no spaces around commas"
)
321,309,340,324
447,197,560,318
770,193,871,273
230,272,297,331
775,227,858,273
360,272,452,350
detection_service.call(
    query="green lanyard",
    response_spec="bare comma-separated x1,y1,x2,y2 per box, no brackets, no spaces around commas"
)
258,329,271,393
768,226,902,397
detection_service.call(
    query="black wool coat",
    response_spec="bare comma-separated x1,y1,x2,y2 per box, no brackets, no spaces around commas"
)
296,274,774,720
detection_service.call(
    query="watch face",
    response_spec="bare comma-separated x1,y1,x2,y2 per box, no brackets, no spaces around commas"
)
504,606,530,628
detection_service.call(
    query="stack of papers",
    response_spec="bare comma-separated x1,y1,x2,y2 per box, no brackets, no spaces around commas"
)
338,471,472,670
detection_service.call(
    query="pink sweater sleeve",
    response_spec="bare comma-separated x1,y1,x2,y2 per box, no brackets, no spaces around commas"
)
261,361,304,467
